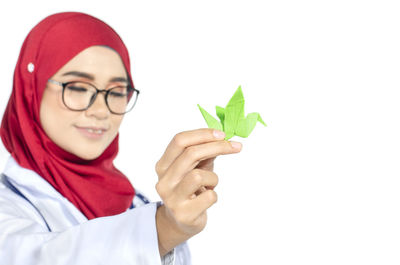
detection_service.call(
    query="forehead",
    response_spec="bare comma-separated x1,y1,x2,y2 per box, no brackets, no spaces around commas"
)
53,46,127,78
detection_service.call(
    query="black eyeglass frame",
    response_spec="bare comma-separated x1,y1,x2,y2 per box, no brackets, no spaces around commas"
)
48,79,140,115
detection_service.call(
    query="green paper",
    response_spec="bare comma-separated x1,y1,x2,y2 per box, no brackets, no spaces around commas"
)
197,104,223,131
198,86,266,140
215,106,225,130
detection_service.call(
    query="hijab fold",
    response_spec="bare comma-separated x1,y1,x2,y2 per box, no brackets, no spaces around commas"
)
0,12,135,219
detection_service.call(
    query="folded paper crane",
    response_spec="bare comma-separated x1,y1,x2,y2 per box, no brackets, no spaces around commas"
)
198,86,266,140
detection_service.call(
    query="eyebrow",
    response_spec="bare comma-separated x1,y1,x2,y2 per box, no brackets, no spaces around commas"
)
62,71,128,83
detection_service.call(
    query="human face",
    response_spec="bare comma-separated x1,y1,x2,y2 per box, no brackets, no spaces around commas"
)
40,46,128,160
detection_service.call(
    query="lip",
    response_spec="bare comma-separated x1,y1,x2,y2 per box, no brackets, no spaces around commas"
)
75,125,108,140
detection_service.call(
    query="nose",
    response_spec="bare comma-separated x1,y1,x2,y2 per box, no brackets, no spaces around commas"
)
85,91,109,119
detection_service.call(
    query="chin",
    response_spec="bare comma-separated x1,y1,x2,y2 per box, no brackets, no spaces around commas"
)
80,154,101,161
65,137,112,160
72,153,98,161
74,147,105,161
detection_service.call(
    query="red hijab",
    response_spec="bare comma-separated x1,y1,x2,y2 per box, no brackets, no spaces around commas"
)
0,12,135,219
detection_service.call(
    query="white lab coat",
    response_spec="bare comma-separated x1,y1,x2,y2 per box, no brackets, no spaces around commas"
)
0,156,191,265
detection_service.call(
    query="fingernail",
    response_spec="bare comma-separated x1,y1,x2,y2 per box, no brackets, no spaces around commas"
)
213,130,225,139
230,141,242,151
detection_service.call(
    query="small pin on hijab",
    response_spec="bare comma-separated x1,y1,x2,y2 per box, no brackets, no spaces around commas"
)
27,63,34,73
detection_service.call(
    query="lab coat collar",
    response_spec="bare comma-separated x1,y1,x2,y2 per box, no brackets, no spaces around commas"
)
4,156,64,200
2,156,88,229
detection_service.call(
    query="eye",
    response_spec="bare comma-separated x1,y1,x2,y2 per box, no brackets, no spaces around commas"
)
109,86,128,98
66,84,89,93
109,91,127,98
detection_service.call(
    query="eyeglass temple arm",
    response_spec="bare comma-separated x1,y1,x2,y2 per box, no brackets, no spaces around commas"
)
48,79,63,86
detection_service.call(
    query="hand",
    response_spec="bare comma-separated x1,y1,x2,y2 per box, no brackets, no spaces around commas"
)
155,128,242,256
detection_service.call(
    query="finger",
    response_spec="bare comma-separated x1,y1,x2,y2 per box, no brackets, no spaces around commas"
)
156,128,225,176
174,169,219,200
196,157,216,171
193,186,208,198
163,140,241,185
186,189,218,221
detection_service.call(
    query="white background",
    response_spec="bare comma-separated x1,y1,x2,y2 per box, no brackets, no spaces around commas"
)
1,1,400,264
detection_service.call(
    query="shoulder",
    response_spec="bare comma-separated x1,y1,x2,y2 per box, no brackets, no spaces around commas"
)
0,180,47,230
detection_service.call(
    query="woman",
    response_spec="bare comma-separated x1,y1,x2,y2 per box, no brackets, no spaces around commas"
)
0,12,242,264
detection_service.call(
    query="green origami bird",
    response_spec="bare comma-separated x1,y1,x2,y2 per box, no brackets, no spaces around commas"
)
198,86,266,140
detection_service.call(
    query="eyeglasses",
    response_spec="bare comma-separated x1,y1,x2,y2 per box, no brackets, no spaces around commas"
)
48,79,140,115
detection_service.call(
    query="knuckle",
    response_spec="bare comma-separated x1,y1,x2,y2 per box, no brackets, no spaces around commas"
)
206,190,218,204
155,161,163,176
190,169,203,185
172,133,186,148
155,161,169,179
211,172,219,186
155,181,167,198
155,182,163,195
185,146,199,160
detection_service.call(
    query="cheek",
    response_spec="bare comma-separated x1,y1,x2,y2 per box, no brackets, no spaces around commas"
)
40,89,77,140
40,88,65,116
110,116,124,136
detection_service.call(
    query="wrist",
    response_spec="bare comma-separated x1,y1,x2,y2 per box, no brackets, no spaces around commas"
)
156,204,189,257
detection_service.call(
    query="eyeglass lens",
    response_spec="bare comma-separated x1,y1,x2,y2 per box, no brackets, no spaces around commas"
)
63,82,137,114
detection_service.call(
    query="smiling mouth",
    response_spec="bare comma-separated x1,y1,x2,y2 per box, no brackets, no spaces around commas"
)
84,128,104,134
75,126,108,139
